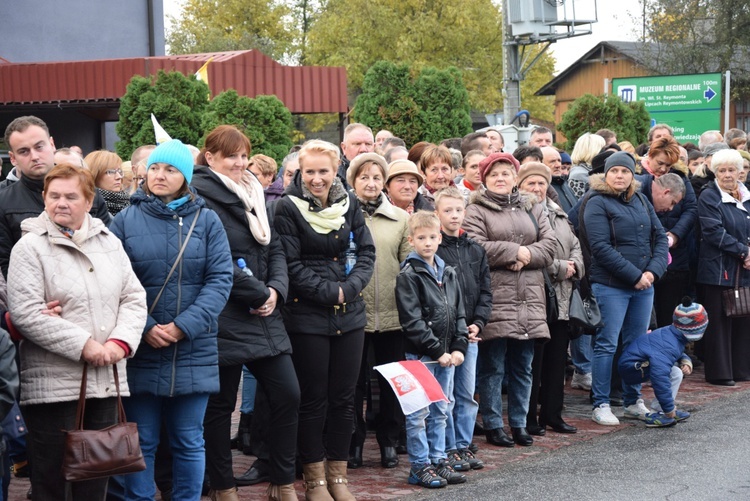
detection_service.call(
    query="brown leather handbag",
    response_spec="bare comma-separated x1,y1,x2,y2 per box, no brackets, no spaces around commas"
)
722,266,750,318
62,364,146,481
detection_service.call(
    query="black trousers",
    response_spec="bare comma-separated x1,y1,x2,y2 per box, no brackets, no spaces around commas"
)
24,397,117,501
697,284,750,381
290,329,364,464
527,321,570,426
204,354,300,488
352,330,405,449
654,269,691,328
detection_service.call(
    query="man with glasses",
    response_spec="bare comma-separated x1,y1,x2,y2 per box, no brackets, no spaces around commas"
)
0,116,112,277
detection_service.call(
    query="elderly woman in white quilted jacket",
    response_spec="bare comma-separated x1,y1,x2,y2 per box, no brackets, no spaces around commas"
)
7,164,147,501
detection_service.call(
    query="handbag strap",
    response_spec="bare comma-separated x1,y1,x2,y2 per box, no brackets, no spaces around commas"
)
148,208,201,315
735,265,742,291
74,364,126,431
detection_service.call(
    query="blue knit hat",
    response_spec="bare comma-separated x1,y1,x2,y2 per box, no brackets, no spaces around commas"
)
673,297,708,341
147,139,194,184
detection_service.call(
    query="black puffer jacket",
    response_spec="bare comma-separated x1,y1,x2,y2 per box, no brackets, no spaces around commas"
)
437,232,492,331
191,167,291,365
396,254,469,359
274,171,375,335
0,175,112,277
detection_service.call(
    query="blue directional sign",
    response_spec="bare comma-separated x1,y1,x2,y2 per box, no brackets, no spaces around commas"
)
613,73,722,144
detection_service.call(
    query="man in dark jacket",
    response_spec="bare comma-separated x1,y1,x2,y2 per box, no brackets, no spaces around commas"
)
542,146,578,213
338,123,375,188
0,116,112,277
637,171,693,327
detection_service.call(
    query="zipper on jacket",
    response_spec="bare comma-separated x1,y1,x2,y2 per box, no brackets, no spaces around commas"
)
170,215,184,397
370,214,381,331
415,265,451,354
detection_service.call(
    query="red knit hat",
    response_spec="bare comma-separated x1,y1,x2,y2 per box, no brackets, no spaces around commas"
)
478,152,521,184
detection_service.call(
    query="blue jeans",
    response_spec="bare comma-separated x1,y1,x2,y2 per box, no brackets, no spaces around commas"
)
477,338,534,429
123,393,209,501
570,335,593,375
240,366,257,414
404,353,454,468
446,342,478,450
591,283,654,408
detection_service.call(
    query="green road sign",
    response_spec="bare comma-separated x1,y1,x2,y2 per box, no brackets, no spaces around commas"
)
613,73,722,144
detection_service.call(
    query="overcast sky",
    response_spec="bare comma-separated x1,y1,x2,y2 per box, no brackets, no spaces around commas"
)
163,0,644,74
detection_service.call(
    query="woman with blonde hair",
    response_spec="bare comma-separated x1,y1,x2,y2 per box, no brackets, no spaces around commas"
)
85,149,130,215
275,139,375,500
567,133,607,199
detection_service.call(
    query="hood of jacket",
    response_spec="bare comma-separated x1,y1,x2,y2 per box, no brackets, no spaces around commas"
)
21,211,108,241
128,187,205,219
468,188,537,213
589,173,641,202
284,168,348,210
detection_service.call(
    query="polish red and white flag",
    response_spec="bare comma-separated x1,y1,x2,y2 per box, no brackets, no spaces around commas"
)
374,361,449,415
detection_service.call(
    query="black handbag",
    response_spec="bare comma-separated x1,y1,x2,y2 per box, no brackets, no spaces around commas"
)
569,285,603,334
542,269,559,323
722,266,750,317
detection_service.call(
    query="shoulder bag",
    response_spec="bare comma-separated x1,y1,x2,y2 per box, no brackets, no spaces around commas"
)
569,282,603,334
62,365,146,481
722,266,750,317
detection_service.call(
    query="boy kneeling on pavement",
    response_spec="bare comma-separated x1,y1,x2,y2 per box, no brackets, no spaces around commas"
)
618,297,708,427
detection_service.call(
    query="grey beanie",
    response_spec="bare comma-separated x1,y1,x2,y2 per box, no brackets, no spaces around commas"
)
604,151,636,175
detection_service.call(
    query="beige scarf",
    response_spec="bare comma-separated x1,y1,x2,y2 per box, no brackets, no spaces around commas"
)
288,194,349,234
212,169,271,246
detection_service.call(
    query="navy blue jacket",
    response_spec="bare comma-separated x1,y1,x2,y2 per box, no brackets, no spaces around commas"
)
618,325,690,414
111,190,233,396
581,175,668,289
637,171,697,271
437,231,492,331
696,180,750,287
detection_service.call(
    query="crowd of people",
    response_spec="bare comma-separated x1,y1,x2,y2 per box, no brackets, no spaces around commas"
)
0,114,740,500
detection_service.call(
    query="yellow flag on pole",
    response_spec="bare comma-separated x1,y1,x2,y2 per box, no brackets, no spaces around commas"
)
151,114,172,145
195,57,213,100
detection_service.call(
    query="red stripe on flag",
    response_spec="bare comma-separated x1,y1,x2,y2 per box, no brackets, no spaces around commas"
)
398,360,448,402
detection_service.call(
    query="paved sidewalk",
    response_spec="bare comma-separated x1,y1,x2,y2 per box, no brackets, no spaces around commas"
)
7,365,747,500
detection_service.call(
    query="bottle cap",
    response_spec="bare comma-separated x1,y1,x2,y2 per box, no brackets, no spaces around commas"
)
237,258,247,268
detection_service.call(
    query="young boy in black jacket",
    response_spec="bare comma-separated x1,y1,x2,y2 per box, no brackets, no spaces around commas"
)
435,187,492,471
396,210,469,489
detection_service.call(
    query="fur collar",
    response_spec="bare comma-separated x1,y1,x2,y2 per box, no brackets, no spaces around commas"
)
588,173,641,202
469,188,536,212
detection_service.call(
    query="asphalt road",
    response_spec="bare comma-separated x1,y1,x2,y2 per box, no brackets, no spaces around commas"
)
405,390,750,501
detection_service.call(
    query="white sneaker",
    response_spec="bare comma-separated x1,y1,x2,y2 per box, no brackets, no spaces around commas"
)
592,404,620,426
623,399,650,421
571,372,592,390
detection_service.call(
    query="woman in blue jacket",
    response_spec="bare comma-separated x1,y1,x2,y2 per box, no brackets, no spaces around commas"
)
580,151,668,427
696,149,750,386
111,140,233,501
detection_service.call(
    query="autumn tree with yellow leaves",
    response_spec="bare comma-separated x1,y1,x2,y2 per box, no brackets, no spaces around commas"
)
167,0,555,121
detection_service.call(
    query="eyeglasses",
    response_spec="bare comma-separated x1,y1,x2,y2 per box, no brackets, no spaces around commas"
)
106,169,124,177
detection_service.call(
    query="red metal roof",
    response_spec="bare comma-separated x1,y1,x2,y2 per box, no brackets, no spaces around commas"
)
0,51,348,114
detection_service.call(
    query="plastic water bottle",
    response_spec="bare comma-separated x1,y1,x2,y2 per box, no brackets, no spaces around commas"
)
237,258,253,277
345,232,357,276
